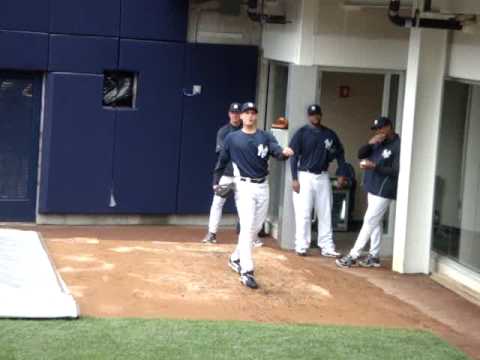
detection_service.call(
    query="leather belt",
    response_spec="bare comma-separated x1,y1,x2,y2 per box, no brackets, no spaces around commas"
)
240,177,266,184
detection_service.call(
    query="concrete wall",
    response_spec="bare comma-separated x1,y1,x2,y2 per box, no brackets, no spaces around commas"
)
449,32,480,82
187,1,261,45
320,71,384,221
262,1,303,63
262,0,410,70
314,1,409,70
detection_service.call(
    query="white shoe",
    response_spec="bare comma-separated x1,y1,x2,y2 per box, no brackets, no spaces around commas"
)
321,249,341,258
253,238,264,248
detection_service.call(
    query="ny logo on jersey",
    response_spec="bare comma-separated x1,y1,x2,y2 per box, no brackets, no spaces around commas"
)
382,149,392,159
257,144,269,159
324,139,333,150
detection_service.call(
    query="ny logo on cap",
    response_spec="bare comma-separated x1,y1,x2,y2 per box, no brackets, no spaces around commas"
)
374,119,379,125
311,105,316,111
233,104,239,109
247,102,254,107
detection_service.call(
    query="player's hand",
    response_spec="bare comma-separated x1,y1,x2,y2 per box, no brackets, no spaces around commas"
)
368,134,386,145
292,180,300,193
360,159,376,170
336,176,348,189
282,147,294,157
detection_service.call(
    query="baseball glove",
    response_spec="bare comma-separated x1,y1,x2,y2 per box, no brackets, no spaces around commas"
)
214,183,235,198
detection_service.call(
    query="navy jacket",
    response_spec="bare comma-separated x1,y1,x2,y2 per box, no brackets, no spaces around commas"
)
214,130,285,185
215,123,241,177
289,124,348,180
359,134,401,200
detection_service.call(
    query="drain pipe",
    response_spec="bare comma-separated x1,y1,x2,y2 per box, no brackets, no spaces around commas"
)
388,0,463,31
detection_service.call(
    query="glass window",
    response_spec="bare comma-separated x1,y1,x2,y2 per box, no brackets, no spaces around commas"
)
432,80,480,272
103,71,136,108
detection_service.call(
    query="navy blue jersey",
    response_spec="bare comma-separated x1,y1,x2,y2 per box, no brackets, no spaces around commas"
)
215,122,241,177
289,125,347,180
214,130,286,184
359,134,401,200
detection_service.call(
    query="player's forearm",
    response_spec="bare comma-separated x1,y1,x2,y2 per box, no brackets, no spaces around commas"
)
290,157,299,180
358,144,373,159
212,168,225,185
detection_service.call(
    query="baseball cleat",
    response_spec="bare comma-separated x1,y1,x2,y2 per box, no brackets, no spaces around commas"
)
336,255,356,268
228,258,241,274
359,255,381,268
240,271,258,289
321,249,341,258
296,250,307,257
202,232,217,244
253,238,264,248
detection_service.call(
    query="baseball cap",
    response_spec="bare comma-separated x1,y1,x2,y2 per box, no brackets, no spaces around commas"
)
241,102,258,113
229,102,241,113
371,116,392,130
307,104,322,116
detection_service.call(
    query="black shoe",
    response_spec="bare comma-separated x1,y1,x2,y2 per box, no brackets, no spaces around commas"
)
240,271,258,289
336,255,356,268
202,232,217,244
359,255,381,268
228,258,241,274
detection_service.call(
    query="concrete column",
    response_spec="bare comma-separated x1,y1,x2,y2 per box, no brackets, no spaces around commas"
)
277,64,320,250
393,28,449,274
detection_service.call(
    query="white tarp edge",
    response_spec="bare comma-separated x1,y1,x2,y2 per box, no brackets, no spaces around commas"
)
0,229,79,319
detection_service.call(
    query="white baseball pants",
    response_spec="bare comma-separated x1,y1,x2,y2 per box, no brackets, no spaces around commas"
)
207,176,235,234
293,171,335,253
350,192,392,259
231,179,269,274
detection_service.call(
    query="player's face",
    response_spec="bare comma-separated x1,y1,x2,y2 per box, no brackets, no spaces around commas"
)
241,110,257,127
376,124,393,138
229,111,241,127
308,114,322,126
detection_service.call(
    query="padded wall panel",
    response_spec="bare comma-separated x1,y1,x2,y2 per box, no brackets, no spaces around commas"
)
50,0,121,37
177,44,258,214
0,31,48,70
39,73,115,213
120,0,188,42
49,34,119,74
112,40,185,213
0,0,50,32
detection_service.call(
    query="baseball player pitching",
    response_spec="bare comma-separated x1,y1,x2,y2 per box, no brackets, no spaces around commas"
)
203,102,242,244
336,116,400,268
214,102,294,289
289,104,348,257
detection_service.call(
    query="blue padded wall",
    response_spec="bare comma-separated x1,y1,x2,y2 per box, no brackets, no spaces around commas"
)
49,34,119,74
50,0,121,37
120,0,188,42
0,31,48,70
39,73,116,213
0,0,50,32
112,40,185,213
177,44,258,214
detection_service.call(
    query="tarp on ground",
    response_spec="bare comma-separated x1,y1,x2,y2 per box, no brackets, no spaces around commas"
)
0,229,79,319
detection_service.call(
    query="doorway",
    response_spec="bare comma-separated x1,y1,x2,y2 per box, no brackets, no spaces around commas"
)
318,70,404,256
0,71,42,222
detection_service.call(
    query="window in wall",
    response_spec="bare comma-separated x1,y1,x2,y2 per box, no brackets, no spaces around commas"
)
432,80,480,273
103,71,137,108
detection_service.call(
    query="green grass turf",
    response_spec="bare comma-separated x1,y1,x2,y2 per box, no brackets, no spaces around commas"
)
0,318,470,360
